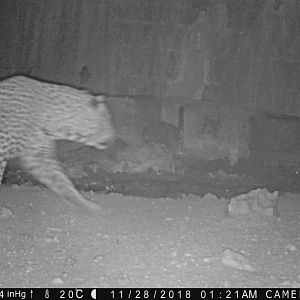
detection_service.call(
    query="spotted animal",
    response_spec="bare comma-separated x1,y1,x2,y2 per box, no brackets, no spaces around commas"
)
0,75,114,213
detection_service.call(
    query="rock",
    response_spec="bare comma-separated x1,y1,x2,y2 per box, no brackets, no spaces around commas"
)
221,248,255,272
225,188,279,217
0,206,14,219
52,277,63,285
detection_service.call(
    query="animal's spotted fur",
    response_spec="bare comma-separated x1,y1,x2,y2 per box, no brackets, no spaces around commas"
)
0,75,114,213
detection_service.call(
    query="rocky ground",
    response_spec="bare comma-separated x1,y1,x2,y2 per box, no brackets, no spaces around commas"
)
0,184,299,287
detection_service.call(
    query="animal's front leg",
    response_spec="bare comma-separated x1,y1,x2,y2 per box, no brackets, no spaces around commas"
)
20,143,103,214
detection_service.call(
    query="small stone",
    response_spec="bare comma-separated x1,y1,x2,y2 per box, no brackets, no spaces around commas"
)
66,256,77,266
0,206,14,218
285,244,298,253
203,257,215,263
61,272,69,279
221,248,255,272
202,193,219,201
44,236,59,243
25,266,33,273
93,254,104,262
52,277,63,285
203,257,210,263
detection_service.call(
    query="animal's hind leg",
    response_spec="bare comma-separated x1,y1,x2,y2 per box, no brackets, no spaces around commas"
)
20,145,103,214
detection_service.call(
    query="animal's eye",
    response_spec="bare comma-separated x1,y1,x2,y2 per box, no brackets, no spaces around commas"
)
89,97,99,108
89,95,105,108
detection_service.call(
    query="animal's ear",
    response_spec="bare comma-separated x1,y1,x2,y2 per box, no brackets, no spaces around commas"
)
89,95,105,108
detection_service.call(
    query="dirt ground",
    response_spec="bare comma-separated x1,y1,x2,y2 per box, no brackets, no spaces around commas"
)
0,182,299,288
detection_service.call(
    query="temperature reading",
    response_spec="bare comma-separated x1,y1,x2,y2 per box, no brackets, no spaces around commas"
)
59,289,84,299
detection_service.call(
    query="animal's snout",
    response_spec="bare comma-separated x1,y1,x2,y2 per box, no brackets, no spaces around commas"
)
101,135,117,147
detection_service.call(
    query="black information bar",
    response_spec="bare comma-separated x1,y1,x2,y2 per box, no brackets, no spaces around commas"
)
0,288,299,300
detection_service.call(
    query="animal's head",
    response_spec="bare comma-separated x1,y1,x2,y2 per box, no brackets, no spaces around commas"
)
53,90,115,150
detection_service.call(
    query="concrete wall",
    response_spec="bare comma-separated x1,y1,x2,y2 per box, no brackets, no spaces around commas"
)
1,0,300,163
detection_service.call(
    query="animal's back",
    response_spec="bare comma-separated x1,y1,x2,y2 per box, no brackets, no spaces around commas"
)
0,75,114,214
0,76,43,158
